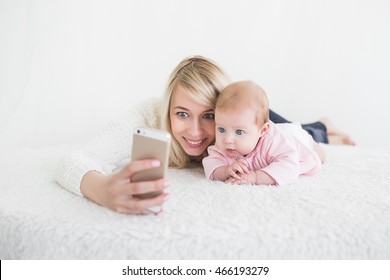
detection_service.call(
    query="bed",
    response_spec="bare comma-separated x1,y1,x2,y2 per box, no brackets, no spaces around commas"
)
1,144,389,259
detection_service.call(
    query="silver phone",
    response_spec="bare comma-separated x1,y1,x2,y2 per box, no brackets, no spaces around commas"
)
131,127,171,198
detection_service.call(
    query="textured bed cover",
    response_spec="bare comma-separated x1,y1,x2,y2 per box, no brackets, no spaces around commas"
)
1,145,389,259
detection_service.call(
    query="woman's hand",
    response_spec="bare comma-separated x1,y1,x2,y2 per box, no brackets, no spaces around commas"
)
81,159,170,215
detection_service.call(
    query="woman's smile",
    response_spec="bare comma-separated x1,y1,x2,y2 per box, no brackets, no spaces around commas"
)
184,137,206,147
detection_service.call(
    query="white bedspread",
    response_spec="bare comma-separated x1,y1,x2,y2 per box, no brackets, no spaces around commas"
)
1,145,390,259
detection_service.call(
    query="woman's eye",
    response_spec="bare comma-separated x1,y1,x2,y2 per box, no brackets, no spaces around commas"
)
217,127,225,133
176,112,189,118
203,113,215,120
236,130,244,135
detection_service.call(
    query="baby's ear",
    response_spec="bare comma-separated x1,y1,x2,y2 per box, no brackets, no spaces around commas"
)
259,122,270,137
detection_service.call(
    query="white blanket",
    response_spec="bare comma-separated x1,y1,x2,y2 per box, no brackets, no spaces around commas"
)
1,145,390,259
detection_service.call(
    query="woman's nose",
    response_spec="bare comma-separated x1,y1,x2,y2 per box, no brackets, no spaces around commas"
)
188,120,202,136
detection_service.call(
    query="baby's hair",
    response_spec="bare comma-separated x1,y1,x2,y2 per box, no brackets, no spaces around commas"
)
216,81,270,127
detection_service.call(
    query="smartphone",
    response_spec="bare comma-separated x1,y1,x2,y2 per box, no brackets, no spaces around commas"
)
131,127,171,198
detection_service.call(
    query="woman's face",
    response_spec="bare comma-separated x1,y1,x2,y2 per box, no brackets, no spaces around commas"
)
169,85,216,157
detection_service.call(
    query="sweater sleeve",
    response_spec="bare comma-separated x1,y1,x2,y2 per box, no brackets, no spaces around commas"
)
54,98,161,196
202,145,229,180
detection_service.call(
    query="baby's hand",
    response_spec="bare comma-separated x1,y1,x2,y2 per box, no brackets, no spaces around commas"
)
227,171,257,185
225,159,250,180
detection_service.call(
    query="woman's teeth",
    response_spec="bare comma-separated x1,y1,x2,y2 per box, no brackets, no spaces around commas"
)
186,139,203,145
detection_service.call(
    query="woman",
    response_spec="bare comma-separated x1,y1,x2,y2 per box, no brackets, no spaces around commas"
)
55,55,355,215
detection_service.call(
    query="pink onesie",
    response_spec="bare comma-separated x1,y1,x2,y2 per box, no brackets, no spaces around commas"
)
202,122,322,185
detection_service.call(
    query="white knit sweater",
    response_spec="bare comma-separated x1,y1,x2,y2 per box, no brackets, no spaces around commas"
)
55,98,162,196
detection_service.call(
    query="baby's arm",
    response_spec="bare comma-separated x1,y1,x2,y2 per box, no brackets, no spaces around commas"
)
211,166,231,181
227,170,277,185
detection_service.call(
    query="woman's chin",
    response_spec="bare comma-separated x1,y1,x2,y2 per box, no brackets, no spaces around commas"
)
184,147,205,157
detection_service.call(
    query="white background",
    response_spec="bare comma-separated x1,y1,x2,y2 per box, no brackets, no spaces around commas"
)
1,0,390,153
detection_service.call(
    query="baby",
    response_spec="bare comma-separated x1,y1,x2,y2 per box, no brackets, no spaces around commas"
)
202,81,326,185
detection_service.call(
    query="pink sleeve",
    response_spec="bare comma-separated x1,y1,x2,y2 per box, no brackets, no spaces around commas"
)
202,146,229,180
260,135,300,186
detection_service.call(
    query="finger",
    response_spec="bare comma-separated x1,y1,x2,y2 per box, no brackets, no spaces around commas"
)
229,170,241,180
236,161,250,174
226,177,238,184
115,159,161,180
116,206,156,215
113,178,169,197
232,165,245,176
241,164,250,174
130,178,170,196
236,166,245,175
238,158,249,167
146,205,162,214
124,192,169,214
114,193,166,214
229,178,242,185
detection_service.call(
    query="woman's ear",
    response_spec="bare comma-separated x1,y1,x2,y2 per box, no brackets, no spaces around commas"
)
259,122,270,137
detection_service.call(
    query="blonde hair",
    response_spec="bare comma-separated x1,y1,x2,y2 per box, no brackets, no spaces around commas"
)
216,81,270,127
160,55,231,168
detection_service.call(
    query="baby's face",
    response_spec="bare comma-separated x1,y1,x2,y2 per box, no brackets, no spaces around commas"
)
215,108,263,158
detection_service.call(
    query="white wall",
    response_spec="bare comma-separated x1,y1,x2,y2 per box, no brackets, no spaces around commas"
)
1,0,390,152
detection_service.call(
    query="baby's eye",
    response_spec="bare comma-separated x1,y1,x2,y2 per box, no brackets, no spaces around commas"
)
203,113,215,120
217,127,225,133
176,112,189,118
236,130,244,135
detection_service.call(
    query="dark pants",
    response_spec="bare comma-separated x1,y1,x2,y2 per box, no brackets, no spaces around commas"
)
269,110,329,144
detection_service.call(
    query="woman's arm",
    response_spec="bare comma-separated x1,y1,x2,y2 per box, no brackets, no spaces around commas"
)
55,109,141,196
54,98,167,214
